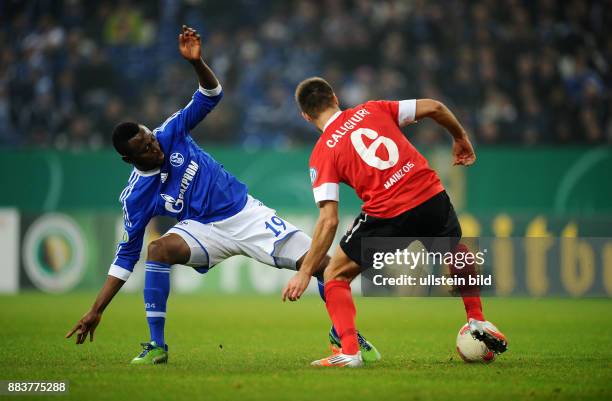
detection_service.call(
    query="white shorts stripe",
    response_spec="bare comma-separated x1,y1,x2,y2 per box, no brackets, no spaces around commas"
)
345,214,367,243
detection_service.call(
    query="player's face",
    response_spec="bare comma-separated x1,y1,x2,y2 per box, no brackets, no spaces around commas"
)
125,125,165,170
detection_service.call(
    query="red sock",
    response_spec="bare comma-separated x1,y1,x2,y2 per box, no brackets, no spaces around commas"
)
450,243,485,321
324,280,359,355
462,297,484,320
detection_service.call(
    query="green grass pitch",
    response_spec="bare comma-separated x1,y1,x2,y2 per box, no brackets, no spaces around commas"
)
0,293,610,401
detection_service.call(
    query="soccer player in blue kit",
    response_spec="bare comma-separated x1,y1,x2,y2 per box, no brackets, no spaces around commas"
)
65,25,379,364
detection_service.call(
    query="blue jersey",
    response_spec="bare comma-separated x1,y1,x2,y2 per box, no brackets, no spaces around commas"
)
110,85,248,279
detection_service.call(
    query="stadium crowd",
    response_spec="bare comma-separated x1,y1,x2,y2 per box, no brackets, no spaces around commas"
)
0,0,610,150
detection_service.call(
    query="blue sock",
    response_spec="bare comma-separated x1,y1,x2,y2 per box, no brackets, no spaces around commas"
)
144,261,171,347
316,277,326,301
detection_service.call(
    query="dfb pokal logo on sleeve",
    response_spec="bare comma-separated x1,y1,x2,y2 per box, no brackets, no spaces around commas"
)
309,168,317,184
170,152,184,167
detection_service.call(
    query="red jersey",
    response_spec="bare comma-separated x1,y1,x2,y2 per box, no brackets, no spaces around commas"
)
309,99,444,218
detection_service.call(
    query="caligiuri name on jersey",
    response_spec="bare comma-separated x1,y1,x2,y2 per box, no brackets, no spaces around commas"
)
326,109,371,148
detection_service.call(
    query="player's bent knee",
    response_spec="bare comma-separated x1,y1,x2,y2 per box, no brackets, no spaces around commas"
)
146,235,190,265
323,268,339,282
323,247,361,283
323,263,355,283
147,239,170,263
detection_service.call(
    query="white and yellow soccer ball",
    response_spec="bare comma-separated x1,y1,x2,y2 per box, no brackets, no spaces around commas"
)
456,323,495,363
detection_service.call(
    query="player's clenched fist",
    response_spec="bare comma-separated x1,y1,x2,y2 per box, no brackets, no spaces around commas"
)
179,25,202,62
452,136,476,166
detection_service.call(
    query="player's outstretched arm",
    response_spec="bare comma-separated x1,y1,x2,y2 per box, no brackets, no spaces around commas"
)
65,276,125,344
415,99,476,166
179,25,219,90
282,201,339,302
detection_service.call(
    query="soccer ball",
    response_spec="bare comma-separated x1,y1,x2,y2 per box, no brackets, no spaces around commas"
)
456,323,495,363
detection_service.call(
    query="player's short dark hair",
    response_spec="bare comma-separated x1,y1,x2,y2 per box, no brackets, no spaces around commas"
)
112,122,140,156
295,77,336,119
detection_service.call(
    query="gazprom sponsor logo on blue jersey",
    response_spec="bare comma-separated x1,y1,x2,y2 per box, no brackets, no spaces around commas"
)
170,152,185,167
161,160,199,214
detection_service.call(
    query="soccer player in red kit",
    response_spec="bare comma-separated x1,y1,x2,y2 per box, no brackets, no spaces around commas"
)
282,77,508,367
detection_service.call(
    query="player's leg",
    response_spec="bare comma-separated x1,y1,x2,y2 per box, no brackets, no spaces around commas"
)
133,219,239,364
416,191,507,353
311,211,396,366
448,244,507,353
132,233,190,365
213,195,377,363
294,247,380,361
310,245,363,367
421,192,486,321
448,242,507,353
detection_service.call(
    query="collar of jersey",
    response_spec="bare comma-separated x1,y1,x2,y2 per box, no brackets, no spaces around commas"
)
134,167,160,177
323,111,342,132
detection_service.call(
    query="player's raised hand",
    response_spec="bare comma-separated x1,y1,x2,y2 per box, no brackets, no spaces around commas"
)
452,135,476,166
282,271,311,302
65,310,102,344
179,25,202,62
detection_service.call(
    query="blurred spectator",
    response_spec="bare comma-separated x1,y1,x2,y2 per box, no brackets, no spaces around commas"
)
0,0,610,150
55,115,102,151
104,1,150,46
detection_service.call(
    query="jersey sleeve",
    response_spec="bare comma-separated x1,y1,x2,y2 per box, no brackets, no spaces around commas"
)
309,146,340,204
371,99,417,127
108,178,154,281
153,84,224,141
